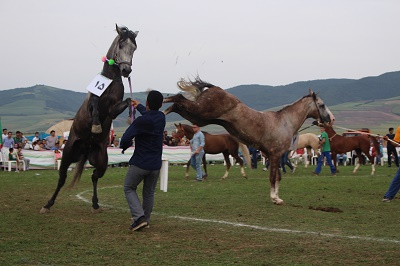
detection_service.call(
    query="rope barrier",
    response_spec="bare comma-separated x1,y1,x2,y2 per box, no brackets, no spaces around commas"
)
332,125,400,146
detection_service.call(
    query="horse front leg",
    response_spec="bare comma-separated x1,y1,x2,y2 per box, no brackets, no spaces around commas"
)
353,153,362,174
88,94,102,134
110,98,131,119
367,155,376,175
269,156,284,205
185,159,190,179
221,152,231,179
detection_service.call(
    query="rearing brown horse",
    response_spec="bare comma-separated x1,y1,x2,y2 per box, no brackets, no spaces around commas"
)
40,25,139,213
324,123,380,175
163,78,334,205
174,123,251,179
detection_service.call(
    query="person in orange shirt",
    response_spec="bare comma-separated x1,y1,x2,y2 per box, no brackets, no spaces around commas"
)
382,126,400,202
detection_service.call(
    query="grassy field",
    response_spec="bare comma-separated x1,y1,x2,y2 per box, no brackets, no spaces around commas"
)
1,162,400,265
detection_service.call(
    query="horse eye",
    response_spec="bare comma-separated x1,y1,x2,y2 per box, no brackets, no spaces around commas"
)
320,104,325,108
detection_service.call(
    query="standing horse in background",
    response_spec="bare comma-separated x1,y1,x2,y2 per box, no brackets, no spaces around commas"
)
175,123,251,179
40,25,139,213
296,133,320,167
324,123,380,175
163,78,334,205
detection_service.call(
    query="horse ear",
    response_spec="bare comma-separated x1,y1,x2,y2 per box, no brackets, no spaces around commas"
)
309,88,314,95
133,31,139,37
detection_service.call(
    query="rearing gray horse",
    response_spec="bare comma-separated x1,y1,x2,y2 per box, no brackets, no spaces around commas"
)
40,25,138,213
163,77,334,205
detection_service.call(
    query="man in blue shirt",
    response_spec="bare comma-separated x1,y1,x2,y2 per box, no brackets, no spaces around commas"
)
190,124,205,181
120,90,165,232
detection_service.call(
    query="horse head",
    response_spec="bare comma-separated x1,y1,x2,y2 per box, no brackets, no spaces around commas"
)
174,123,185,138
106,24,139,77
309,89,335,124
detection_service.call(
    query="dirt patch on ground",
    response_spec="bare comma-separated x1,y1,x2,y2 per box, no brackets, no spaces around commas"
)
309,206,343,213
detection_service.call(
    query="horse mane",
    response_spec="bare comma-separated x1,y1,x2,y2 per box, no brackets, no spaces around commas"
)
277,94,312,114
177,77,215,101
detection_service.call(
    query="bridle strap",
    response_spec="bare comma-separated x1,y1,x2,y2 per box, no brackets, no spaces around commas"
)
128,76,135,123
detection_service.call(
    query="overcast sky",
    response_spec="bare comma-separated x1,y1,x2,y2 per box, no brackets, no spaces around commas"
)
1,0,399,94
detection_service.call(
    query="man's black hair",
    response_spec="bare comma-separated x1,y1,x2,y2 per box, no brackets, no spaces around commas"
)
147,90,164,110
389,127,394,131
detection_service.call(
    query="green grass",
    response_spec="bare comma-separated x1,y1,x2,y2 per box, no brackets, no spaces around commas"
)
1,163,400,265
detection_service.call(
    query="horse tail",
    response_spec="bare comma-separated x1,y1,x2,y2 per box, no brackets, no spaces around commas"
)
68,155,87,189
177,77,214,101
238,142,252,169
370,135,381,156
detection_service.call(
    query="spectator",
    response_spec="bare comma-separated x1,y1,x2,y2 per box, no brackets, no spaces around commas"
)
337,153,347,166
190,124,206,181
8,147,20,172
386,127,399,168
2,132,15,153
35,141,46,151
382,126,400,202
45,130,58,150
248,146,259,169
32,132,40,143
2,128,7,142
14,131,24,148
163,130,172,145
51,142,61,151
17,146,30,170
280,150,297,173
60,139,67,150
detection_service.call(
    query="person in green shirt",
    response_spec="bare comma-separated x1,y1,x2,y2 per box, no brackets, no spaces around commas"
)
312,125,336,176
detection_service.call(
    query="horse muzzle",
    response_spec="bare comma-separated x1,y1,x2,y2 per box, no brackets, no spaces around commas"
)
120,65,132,77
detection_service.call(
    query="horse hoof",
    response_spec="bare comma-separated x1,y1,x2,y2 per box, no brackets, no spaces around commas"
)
39,207,50,214
242,175,248,179
273,199,285,205
91,125,102,134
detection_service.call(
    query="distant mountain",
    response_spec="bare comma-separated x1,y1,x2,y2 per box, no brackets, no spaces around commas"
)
1,71,400,135
226,71,400,110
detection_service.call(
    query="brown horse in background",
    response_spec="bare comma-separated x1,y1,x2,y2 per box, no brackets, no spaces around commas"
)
175,123,251,179
40,25,139,213
324,123,380,175
163,77,334,205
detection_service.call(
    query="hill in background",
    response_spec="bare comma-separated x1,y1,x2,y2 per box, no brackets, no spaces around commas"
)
1,71,400,136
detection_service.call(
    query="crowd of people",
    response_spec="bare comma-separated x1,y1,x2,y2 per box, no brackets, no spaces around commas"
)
1,128,64,171
162,130,190,146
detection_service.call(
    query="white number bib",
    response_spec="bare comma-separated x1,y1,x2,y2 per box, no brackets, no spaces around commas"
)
86,74,113,97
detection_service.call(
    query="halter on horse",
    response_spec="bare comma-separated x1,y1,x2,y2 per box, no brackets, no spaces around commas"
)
174,123,251,179
40,25,138,213
163,77,334,205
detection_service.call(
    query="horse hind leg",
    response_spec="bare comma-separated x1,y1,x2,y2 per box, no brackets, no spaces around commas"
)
233,154,247,179
269,157,284,205
202,155,208,179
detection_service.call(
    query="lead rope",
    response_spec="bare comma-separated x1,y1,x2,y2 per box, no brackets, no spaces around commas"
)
128,76,135,123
